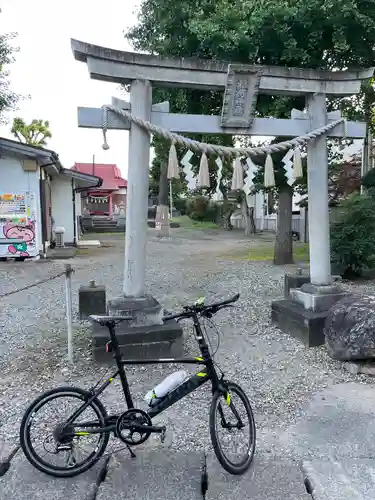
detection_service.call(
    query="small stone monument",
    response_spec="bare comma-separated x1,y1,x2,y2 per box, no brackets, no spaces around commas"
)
116,201,126,229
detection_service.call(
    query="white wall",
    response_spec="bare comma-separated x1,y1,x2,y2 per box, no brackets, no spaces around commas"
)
51,176,74,243
0,155,43,252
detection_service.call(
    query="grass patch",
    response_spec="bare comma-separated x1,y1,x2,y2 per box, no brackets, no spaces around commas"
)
223,243,310,262
171,215,218,230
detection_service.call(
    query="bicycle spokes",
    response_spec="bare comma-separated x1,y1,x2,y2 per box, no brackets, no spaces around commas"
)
25,393,106,471
214,391,253,464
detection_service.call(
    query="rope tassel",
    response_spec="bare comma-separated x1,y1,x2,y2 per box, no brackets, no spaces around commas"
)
167,142,180,179
197,152,210,187
293,147,303,179
231,157,244,190
264,154,275,187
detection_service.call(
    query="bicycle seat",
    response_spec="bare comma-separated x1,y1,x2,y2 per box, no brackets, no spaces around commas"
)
90,315,133,326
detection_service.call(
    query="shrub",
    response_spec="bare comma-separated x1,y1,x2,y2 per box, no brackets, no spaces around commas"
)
331,193,375,276
173,197,187,215
186,195,220,222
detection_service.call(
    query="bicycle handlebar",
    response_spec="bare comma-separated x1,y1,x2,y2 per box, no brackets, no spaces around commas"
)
162,293,240,321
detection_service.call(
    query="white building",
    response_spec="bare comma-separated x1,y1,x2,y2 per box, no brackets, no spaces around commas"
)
0,138,101,259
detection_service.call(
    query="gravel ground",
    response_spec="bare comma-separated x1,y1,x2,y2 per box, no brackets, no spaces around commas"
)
0,227,374,461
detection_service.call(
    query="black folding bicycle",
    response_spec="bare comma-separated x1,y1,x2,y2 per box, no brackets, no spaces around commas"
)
19,293,256,478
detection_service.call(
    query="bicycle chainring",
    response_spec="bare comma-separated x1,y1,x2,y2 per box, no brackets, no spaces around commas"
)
115,409,152,445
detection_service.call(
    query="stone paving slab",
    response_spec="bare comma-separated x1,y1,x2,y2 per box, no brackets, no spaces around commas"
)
277,382,375,460
274,382,375,499
302,459,375,500
0,451,102,500
97,450,308,500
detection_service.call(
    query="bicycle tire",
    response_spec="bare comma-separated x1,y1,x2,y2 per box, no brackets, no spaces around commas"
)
20,386,110,478
209,381,256,475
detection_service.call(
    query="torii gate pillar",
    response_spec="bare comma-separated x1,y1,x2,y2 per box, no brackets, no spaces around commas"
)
123,79,151,297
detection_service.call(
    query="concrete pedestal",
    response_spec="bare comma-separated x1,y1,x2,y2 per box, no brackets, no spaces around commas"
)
91,295,183,362
271,299,328,347
155,205,171,237
290,283,346,313
79,281,106,320
272,274,346,347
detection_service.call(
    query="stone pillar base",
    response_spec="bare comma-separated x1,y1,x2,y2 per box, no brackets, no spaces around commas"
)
290,283,346,313
91,294,183,362
272,273,347,347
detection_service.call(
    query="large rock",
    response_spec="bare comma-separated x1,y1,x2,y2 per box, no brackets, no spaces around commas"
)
325,295,375,360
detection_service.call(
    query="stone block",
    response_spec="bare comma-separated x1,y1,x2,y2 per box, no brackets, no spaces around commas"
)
271,299,328,347
290,288,346,313
91,295,184,361
98,450,306,500
79,282,106,320
92,319,183,362
107,295,162,326
325,295,375,360
284,273,310,299
0,452,102,500
46,247,77,259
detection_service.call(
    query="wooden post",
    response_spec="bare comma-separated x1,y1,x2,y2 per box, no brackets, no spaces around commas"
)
306,93,331,286
124,79,152,297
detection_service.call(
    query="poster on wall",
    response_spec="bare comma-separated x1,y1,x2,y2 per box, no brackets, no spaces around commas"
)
0,192,38,258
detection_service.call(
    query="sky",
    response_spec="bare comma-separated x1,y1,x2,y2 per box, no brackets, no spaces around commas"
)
0,0,142,178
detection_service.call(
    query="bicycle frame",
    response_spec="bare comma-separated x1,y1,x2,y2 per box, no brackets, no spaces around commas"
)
65,311,223,436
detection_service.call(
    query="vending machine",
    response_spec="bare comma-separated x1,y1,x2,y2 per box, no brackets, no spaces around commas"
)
0,192,38,258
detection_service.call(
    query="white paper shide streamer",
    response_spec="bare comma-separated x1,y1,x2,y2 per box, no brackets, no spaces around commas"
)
215,157,224,200
282,149,295,186
231,158,244,190
243,157,257,195
167,142,180,179
293,147,303,179
197,152,210,187
264,154,275,188
181,150,196,190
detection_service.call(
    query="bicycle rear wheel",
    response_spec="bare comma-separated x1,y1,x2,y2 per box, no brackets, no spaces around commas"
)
20,386,110,477
209,381,256,475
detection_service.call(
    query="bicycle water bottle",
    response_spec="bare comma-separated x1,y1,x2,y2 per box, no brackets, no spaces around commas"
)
144,370,188,407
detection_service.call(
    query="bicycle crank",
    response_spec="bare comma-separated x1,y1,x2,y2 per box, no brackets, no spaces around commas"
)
116,409,167,445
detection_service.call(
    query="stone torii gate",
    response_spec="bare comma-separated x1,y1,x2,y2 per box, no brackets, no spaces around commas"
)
72,39,372,352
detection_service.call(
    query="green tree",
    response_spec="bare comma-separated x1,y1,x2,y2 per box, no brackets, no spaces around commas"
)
11,118,52,147
0,29,21,121
127,0,375,261
295,139,362,207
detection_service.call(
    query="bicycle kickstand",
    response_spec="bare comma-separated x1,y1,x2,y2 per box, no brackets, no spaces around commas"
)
126,444,136,459
201,452,208,499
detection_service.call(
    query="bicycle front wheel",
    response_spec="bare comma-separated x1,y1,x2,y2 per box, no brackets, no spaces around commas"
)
20,386,110,477
209,381,256,475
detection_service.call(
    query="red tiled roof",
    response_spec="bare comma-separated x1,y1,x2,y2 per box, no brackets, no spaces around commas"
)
72,163,127,190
